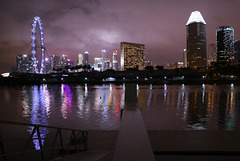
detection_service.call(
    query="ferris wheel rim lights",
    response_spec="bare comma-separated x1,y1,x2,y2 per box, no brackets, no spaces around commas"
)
31,16,45,74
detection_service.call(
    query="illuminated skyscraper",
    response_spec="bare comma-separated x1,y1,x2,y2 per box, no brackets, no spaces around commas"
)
84,51,89,65
234,39,240,62
94,57,103,71
50,55,61,70
104,58,111,70
61,55,68,67
208,43,217,65
120,42,145,71
77,53,83,65
16,54,28,72
183,49,187,68
45,57,51,73
101,50,106,71
216,26,234,63
186,11,207,68
28,55,33,73
112,51,118,71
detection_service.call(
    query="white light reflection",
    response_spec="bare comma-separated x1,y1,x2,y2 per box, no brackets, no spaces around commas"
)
21,85,50,150
61,84,72,119
231,83,234,89
149,84,152,90
84,83,88,97
226,84,235,130
137,84,139,97
76,85,85,119
146,85,152,109
164,84,167,103
182,84,185,89
202,84,205,103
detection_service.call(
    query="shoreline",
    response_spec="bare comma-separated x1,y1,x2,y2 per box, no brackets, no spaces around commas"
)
0,72,239,85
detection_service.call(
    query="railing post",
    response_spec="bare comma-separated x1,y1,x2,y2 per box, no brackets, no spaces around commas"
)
84,131,88,151
36,126,44,161
20,126,37,160
71,130,77,151
58,128,64,156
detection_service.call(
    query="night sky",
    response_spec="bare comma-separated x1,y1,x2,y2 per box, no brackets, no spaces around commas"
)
0,0,240,73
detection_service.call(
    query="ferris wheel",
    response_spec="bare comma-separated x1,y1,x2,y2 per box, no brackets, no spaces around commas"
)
31,16,45,74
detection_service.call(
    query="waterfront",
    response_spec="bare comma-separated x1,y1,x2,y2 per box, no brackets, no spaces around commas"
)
1,84,240,131
1,83,240,160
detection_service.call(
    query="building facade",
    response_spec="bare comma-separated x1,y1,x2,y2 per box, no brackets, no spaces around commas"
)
186,11,207,68
104,58,111,70
16,54,29,73
45,57,51,73
216,26,234,63
183,49,187,68
94,57,103,71
208,43,217,65
77,53,83,65
234,40,240,62
61,55,68,67
112,51,118,71
50,55,61,70
83,51,89,65
120,42,145,71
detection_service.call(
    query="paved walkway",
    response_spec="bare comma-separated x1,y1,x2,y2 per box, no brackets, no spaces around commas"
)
113,102,156,161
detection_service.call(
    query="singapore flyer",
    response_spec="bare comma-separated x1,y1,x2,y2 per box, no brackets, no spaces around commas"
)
31,16,45,74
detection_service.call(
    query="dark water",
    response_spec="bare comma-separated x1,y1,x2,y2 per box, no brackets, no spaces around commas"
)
1,83,240,160
1,84,240,131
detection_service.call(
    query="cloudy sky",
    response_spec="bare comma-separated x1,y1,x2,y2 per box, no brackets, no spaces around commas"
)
0,0,240,73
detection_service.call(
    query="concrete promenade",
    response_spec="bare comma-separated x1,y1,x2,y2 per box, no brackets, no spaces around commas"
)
113,102,156,161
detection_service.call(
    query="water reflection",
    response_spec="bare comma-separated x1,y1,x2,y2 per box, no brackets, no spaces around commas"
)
20,85,49,150
61,84,72,119
142,85,240,130
16,84,240,132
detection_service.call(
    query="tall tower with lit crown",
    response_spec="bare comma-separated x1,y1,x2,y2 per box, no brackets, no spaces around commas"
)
186,11,207,68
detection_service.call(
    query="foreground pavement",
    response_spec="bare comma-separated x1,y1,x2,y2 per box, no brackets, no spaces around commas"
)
113,102,156,161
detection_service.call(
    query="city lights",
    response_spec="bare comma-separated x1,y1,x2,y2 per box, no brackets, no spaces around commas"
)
31,16,45,74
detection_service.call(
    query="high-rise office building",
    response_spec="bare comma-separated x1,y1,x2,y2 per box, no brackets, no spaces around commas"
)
28,55,33,73
101,50,106,71
77,53,83,65
104,58,111,70
112,51,118,71
120,42,145,71
16,54,28,73
45,57,51,73
183,49,187,68
61,55,68,67
208,43,217,65
234,39,240,62
84,51,89,65
50,55,61,70
94,57,103,71
216,26,234,63
67,59,74,67
186,11,207,68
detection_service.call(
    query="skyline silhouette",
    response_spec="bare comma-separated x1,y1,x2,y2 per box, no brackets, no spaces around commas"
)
0,0,240,74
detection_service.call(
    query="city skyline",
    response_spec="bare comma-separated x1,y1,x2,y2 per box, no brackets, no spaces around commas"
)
0,0,240,74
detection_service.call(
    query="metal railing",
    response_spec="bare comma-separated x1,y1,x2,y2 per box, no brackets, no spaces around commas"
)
0,120,88,161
